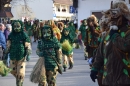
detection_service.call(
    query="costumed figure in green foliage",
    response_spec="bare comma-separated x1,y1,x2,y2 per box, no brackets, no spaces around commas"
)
68,22,77,45
79,19,88,60
25,21,33,43
39,21,44,39
32,19,40,42
90,1,130,86
30,25,62,86
60,27,74,72
84,15,101,64
3,20,32,86
90,14,110,86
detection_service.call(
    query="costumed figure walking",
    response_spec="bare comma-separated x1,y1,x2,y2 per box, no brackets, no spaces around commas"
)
30,25,62,86
68,21,77,41
25,21,33,44
90,1,130,86
3,20,31,86
57,22,64,33
60,27,74,72
91,13,110,86
32,20,40,42
48,20,61,41
79,19,88,60
85,15,101,67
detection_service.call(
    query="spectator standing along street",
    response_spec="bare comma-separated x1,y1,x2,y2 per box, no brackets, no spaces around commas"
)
0,23,6,60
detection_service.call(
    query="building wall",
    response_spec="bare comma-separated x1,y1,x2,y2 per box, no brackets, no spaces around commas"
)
77,0,113,28
53,3,74,20
11,0,53,20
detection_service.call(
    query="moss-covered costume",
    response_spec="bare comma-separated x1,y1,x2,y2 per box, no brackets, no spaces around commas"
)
30,25,62,86
68,21,77,39
91,1,130,86
79,19,88,60
32,20,41,42
85,15,101,59
25,21,33,36
60,28,74,71
4,20,31,86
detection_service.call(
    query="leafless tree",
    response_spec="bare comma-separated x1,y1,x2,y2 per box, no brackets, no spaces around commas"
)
13,0,36,13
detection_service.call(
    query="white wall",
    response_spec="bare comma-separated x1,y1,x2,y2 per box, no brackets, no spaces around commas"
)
11,0,53,20
77,0,112,28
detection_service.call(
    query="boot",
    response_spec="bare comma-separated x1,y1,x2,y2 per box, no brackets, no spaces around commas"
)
84,54,88,60
84,51,88,60
63,67,66,72
68,64,73,69
16,79,23,86
85,56,87,60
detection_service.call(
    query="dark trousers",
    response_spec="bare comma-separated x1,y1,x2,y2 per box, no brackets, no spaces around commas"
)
0,47,3,60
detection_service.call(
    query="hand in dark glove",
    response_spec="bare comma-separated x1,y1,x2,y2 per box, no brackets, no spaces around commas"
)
90,70,98,82
26,55,30,61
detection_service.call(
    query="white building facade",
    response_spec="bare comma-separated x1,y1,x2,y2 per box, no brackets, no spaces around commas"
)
11,0,53,20
77,0,130,28
77,0,112,27
53,0,74,20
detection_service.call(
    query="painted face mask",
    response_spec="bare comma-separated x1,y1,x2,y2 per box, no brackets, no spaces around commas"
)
63,28,70,36
70,22,73,26
84,20,87,25
33,25,36,29
14,22,21,32
42,28,52,40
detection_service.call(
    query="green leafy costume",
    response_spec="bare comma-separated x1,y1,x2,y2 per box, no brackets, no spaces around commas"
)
30,25,62,86
25,21,32,36
91,1,130,85
60,28,74,71
79,19,87,42
79,19,88,60
68,22,77,39
85,16,101,59
4,20,31,86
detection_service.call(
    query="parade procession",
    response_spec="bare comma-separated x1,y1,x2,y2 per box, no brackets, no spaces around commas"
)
1,0,130,86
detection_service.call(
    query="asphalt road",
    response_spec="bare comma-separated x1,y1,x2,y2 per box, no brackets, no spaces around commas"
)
0,41,98,86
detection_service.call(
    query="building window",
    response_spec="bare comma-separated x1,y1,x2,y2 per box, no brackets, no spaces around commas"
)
56,5,60,12
61,5,66,12
92,12,103,20
129,0,130,4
